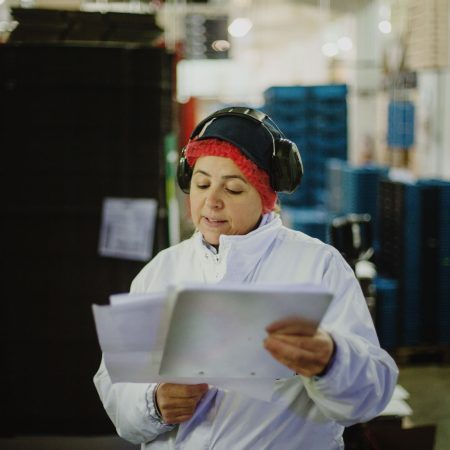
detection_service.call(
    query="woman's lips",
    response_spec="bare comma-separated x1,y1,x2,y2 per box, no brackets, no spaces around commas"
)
203,217,227,227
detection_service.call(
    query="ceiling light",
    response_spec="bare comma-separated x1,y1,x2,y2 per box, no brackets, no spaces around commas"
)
322,42,338,57
228,18,253,38
378,20,392,34
337,36,352,52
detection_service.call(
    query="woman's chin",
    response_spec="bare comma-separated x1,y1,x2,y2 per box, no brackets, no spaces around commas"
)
200,229,222,247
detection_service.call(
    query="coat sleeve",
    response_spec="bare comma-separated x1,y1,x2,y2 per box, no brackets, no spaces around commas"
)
93,255,176,445
301,248,399,427
93,358,175,445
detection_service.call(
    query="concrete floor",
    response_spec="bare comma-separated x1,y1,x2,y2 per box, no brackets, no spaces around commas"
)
0,436,138,450
398,365,450,450
1,365,449,450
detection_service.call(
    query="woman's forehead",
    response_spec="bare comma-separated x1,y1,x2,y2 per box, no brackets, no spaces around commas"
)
194,155,243,174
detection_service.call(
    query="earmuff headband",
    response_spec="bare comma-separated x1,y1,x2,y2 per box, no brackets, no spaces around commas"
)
178,106,303,194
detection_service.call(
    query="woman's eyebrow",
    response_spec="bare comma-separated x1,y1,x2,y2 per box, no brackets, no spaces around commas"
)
222,175,248,183
193,169,248,183
193,169,211,177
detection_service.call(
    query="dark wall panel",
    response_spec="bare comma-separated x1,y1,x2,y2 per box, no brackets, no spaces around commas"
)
0,43,173,436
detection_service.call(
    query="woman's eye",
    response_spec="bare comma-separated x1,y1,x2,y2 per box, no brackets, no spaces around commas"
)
196,184,209,190
226,188,243,195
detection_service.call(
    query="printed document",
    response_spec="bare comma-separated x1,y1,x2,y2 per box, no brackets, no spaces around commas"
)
92,282,333,401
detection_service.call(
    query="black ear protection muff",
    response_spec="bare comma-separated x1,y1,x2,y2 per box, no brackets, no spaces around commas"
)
177,150,193,194
177,106,303,194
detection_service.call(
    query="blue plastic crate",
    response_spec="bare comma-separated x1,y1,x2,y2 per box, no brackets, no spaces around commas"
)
309,135,347,149
341,165,388,216
264,84,349,210
281,206,334,242
264,85,310,103
288,134,309,151
273,118,309,137
265,102,310,119
313,120,347,134
387,100,415,148
436,181,450,343
312,188,327,206
309,84,347,99
314,100,347,116
278,184,313,208
325,158,348,214
375,277,399,349
327,147,348,160
401,183,423,346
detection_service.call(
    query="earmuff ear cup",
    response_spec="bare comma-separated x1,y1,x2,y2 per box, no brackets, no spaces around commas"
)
177,149,192,193
271,139,303,193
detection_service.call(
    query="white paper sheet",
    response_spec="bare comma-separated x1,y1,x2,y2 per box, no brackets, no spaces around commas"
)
379,384,413,417
92,283,333,402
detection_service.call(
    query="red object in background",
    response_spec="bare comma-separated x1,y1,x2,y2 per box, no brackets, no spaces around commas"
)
179,97,197,150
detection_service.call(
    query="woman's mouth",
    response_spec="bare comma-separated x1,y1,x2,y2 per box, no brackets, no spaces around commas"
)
203,217,227,226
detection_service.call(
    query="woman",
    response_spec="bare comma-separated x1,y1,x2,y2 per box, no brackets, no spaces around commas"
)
94,107,398,449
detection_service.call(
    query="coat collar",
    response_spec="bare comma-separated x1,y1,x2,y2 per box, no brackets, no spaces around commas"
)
193,213,283,282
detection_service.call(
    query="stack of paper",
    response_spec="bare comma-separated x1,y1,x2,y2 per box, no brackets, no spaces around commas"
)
380,384,413,417
92,282,333,401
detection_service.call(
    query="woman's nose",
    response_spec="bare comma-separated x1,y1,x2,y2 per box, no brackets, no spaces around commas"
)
205,188,223,209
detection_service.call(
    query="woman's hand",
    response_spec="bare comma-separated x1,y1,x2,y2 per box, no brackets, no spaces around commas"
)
155,383,209,424
264,317,335,378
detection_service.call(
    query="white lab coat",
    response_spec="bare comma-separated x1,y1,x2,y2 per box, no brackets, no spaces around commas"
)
94,213,398,450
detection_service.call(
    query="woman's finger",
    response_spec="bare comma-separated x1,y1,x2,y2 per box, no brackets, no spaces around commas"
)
158,383,209,399
156,383,209,424
264,331,334,377
160,406,198,424
265,316,317,336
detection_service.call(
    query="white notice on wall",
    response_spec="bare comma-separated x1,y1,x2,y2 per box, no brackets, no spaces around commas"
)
98,198,158,261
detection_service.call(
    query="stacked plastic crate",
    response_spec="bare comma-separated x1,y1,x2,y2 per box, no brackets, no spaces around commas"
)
378,180,407,347
325,160,388,251
438,181,450,344
264,84,348,207
374,277,399,350
418,179,450,345
263,85,311,206
402,183,423,346
341,166,388,216
263,84,347,242
326,161,396,347
387,100,415,149
280,207,332,243
378,178,450,347
325,158,348,215
378,180,406,281
309,84,348,205
417,180,441,344
342,165,389,253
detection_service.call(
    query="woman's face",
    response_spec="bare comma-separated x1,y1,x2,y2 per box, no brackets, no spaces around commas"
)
189,156,264,246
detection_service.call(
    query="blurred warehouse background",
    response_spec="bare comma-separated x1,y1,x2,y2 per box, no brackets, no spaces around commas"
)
0,0,449,449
